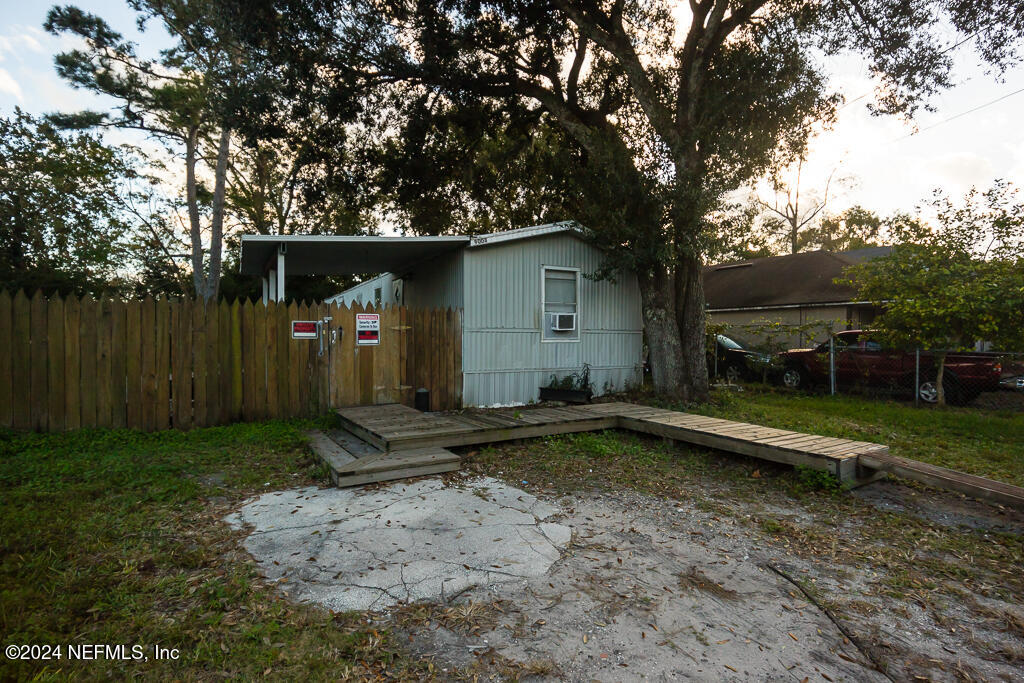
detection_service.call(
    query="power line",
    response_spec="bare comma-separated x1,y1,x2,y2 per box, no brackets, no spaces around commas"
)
804,29,983,131
895,85,1024,141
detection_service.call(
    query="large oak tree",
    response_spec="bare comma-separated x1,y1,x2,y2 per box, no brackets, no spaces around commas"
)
231,0,1024,401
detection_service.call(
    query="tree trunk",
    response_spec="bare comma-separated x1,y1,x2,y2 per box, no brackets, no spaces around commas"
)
638,267,687,400
674,255,710,403
205,125,232,302
185,127,205,299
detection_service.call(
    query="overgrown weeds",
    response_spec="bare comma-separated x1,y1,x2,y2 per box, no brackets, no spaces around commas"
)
0,419,429,680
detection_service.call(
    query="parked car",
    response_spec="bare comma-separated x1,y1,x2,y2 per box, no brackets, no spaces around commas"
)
777,330,1003,405
709,334,775,384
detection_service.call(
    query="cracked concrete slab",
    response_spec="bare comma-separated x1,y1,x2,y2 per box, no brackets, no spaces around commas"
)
225,476,572,611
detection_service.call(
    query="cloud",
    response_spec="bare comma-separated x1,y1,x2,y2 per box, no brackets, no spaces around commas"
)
0,68,23,102
0,26,46,62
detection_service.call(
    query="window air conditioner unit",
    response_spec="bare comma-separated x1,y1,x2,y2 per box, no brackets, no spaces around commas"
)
552,313,577,331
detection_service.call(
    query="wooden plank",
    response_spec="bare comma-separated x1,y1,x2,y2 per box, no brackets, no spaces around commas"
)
140,297,156,432
306,429,358,472
358,341,374,405
754,433,835,448
11,291,31,430
46,295,65,431
229,300,243,421
296,301,310,416
337,303,348,405
387,305,401,403
155,298,171,431
619,415,845,478
429,309,439,410
346,446,459,474
204,298,220,426
264,301,278,419
253,301,267,420
276,300,290,418
453,307,463,409
384,416,620,450
30,292,48,430
124,300,142,430
445,308,456,410
216,300,230,424
79,297,98,428
109,299,127,428
399,305,410,405
434,309,446,410
313,303,325,413
0,291,12,428
172,299,193,430
192,299,208,427
335,460,460,488
63,295,81,431
287,302,301,417
859,451,1024,509
241,300,256,421
94,298,113,428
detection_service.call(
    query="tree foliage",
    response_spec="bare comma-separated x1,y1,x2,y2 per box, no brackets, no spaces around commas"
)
45,0,256,301
843,181,1024,401
0,110,139,296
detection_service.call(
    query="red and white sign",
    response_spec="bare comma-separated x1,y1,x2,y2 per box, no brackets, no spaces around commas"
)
291,320,319,340
356,313,380,345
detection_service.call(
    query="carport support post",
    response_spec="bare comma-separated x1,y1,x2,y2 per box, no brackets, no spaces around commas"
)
261,276,269,304
275,246,286,302
829,337,836,395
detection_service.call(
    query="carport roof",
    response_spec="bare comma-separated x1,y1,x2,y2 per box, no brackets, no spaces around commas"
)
239,234,471,276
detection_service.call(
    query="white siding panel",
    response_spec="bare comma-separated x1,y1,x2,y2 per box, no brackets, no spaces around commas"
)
463,233,642,406
405,250,464,309
328,273,395,308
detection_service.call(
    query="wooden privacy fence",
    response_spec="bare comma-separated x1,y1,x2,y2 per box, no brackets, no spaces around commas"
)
0,291,462,433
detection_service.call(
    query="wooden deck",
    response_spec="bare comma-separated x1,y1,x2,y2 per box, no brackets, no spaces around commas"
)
318,401,1024,508
334,401,886,485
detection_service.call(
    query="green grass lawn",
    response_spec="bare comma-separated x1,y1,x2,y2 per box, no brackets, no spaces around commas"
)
2,390,1021,680
648,387,1024,487
0,421,426,681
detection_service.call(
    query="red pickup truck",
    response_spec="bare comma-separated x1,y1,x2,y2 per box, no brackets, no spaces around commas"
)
778,330,1003,405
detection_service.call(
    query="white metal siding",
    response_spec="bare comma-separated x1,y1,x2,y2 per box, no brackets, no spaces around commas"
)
327,273,396,308
463,233,642,406
405,250,464,309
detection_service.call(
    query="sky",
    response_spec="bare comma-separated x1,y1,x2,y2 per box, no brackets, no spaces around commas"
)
1,0,1022,220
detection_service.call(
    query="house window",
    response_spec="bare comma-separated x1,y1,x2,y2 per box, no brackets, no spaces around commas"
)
542,267,580,342
374,287,382,307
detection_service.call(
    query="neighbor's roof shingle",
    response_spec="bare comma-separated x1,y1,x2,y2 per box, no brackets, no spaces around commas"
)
703,247,892,310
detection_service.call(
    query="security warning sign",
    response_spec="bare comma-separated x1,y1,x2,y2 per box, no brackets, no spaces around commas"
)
291,320,319,339
356,313,380,345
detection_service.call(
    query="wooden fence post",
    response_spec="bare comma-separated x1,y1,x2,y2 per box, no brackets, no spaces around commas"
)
0,291,12,428
80,297,98,428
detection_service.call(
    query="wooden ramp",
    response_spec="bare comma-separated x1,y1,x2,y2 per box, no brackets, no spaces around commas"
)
322,402,1024,508
581,402,888,484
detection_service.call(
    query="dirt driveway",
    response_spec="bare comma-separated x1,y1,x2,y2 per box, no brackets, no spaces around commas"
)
227,467,1023,681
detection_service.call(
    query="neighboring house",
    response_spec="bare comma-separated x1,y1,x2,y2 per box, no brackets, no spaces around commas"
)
703,247,891,349
240,222,643,407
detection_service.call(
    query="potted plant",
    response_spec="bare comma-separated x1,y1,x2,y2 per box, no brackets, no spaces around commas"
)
539,364,593,404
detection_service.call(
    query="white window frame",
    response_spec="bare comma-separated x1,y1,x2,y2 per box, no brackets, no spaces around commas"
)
540,265,582,343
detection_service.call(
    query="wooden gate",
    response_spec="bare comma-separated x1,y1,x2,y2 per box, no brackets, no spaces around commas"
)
323,303,462,412
0,291,462,433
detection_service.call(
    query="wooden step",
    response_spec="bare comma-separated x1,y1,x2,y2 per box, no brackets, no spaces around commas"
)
306,428,461,488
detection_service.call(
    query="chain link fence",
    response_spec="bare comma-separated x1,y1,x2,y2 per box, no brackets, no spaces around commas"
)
707,320,1024,410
